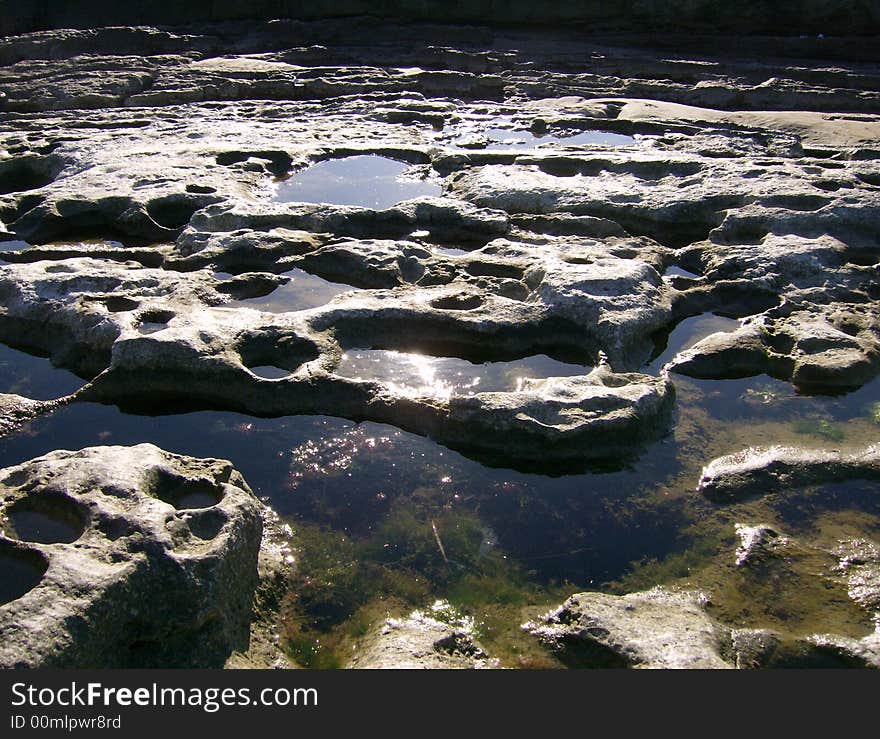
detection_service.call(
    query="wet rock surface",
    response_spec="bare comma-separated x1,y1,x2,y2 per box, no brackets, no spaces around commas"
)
0,444,264,667
0,392,62,436
0,17,879,668
526,521,880,668
523,587,734,668
698,444,880,501
348,600,497,669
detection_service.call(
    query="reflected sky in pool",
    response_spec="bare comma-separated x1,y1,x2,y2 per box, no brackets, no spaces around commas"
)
274,155,442,209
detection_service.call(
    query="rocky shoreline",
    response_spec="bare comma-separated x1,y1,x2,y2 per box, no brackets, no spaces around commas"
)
0,17,878,667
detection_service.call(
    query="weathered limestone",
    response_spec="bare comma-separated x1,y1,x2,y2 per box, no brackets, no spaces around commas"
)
348,601,497,669
0,444,264,667
697,445,880,502
525,526,880,669
0,392,61,436
522,588,734,668
0,252,674,469
1,16,880,669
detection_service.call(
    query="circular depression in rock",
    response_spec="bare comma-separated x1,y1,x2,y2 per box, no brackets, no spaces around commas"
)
100,296,140,313
0,541,48,605
4,493,88,544
186,508,228,540
150,470,225,510
136,309,175,334
430,294,484,311
274,155,441,209
236,331,320,376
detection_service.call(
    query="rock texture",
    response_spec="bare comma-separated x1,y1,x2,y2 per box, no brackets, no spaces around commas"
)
5,21,877,468
698,444,880,501
0,444,264,667
0,392,62,436
0,25,877,469
1,16,880,668
2,2,877,37
523,588,734,668
348,600,497,669
525,579,880,669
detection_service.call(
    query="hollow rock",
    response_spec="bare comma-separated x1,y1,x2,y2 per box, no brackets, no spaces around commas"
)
0,444,264,667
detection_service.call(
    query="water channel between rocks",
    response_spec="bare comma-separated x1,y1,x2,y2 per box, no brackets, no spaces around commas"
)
0,330,877,666
450,122,637,150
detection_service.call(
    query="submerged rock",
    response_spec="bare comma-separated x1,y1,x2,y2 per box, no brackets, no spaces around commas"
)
697,445,880,502
734,523,791,567
0,444,264,667
835,539,880,628
348,600,497,669
524,583,880,669
2,16,880,669
522,587,733,669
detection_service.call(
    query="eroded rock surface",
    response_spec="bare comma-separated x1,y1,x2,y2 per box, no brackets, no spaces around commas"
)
1,16,880,668
698,445,880,502
0,20,878,470
0,444,264,667
526,528,880,669
0,392,62,436
348,600,497,669
523,587,734,668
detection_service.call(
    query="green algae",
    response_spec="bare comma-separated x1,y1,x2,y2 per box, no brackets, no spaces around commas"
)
272,373,880,667
792,417,846,442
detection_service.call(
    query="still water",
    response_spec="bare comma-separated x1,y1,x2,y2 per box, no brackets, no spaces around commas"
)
231,267,354,312
335,350,587,398
275,156,442,209
0,328,878,664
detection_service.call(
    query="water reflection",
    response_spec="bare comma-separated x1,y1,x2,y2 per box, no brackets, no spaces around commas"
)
0,339,878,661
275,156,442,209
0,343,85,400
663,265,700,279
231,268,354,312
0,240,29,264
646,313,740,373
335,350,587,399
455,126,635,150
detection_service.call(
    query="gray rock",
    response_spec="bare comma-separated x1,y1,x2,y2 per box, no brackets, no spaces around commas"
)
697,445,880,502
734,523,791,567
0,444,264,667
0,392,61,436
348,601,497,669
2,16,880,670
0,256,673,471
522,587,733,669
835,539,880,627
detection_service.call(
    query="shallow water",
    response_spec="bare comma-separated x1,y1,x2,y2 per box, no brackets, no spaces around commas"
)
0,343,86,399
335,350,587,399
231,267,353,312
0,334,878,664
0,240,30,252
274,155,442,209
457,127,635,150
663,265,700,279
645,312,740,373
0,547,46,606
4,507,83,544
248,365,293,379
